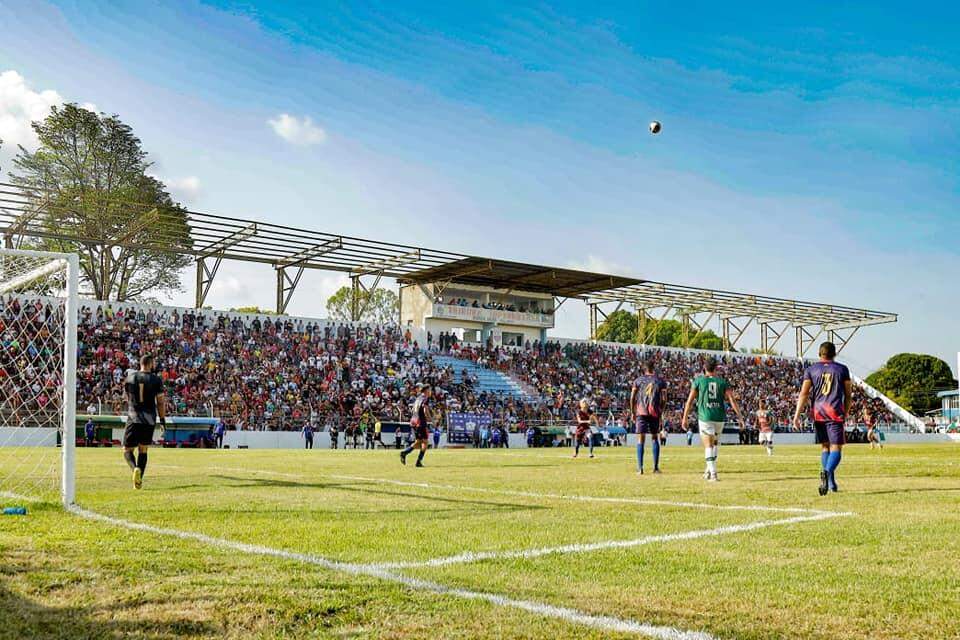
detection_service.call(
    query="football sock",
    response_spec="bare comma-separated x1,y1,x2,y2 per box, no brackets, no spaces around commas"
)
416,449,425,464
136,451,148,476
821,450,830,470
826,450,842,485
704,448,717,475
637,441,644,470
652,439,661,469
574,440,581,455
588,439,594,455
401,445,414,456
123,450,137,471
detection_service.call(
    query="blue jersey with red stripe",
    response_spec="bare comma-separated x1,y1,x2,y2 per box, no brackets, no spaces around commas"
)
803,360,850,422
633,374,667,418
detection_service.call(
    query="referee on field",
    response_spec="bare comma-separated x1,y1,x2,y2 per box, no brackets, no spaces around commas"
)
122,354,166,489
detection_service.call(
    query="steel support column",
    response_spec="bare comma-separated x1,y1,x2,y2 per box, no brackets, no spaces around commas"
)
195,255,223,308
795,325,824,358
275,265,305,315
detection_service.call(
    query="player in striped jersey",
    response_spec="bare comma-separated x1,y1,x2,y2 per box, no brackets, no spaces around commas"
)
757,400,774,456
572,399,600,459
401,384,433,468
865,408,884,451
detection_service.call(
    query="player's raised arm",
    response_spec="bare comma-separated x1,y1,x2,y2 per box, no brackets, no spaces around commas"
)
793,379,812,430
629,382,638,420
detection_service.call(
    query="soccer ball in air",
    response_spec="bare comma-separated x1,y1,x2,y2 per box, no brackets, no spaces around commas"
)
649,121,662,134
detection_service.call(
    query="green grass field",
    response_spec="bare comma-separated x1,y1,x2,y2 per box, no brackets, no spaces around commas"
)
1,443,959,639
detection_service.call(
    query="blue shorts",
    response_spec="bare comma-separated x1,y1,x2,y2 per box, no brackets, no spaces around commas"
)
814,421,846,446
636,416,661,435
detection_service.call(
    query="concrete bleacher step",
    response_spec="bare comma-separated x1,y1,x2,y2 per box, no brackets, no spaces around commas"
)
432,354,538,402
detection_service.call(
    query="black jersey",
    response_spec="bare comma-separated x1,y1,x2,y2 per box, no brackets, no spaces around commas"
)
413,393,430,426
124,370,164,426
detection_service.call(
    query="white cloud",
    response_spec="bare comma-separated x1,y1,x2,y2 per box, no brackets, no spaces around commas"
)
165,175,202,203
267,113,327,146
0,70,62,151
566,255,636,278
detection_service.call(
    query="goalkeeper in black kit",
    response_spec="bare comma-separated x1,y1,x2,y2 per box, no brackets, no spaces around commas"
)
122,354,166,489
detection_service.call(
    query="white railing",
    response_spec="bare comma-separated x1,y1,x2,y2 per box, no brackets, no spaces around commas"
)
431,303,554,328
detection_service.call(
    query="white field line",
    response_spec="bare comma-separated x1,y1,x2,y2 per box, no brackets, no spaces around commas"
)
200,464,840,515
375,511,851,570
326,472,839,516
0,489,43,503
67,504,717,640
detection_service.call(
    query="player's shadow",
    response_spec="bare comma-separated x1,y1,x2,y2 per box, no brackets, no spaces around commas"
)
858,487,960,496
210,475,545,514
0,581,217,640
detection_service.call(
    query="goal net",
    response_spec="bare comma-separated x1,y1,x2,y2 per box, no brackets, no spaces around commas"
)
0,249,78,507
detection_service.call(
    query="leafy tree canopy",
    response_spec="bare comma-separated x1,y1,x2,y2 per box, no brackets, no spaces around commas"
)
9,103,192,301
865,353,957,416
326,286,398,325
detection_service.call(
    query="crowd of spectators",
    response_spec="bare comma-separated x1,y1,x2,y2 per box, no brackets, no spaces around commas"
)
451,342,899,432
3,294,901,434
436,296,552,315
0,295,64,425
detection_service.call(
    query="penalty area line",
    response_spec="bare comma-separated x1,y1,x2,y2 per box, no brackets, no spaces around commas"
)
375,511,852,570
66,504,717,640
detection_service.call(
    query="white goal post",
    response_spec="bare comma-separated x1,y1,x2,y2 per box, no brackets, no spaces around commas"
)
0,248,78,507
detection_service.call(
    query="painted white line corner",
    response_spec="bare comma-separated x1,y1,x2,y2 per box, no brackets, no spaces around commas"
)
67,504,716,640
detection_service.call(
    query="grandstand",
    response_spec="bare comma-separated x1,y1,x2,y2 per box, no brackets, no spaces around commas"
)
3,291,910,438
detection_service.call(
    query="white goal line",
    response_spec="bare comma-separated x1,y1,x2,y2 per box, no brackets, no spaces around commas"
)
67,503,718,640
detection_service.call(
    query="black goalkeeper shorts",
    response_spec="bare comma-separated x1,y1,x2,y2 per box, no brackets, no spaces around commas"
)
123,423,156,448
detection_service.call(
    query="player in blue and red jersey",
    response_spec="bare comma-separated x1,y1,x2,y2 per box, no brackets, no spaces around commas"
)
630,359,668,474
793,342,852,495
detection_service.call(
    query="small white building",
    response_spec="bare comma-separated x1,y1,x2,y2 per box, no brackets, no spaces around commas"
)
397,258,635,347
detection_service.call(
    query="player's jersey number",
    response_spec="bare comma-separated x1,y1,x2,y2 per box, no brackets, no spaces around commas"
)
821,373,833,396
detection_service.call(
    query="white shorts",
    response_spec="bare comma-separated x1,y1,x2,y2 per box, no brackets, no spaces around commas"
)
698,421,724,437
759,431,774,444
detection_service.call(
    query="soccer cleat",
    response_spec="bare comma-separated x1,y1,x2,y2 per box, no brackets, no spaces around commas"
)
653,468,662,474
133,467,142,490
708,473,718,482
638,468,644,475
400,451,407,465
829,475,839,493
589,453,595,458
703,469,711,480
415,461,424,468
818,470,829,496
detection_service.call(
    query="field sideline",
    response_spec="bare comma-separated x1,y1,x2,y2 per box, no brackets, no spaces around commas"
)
1,444,959,639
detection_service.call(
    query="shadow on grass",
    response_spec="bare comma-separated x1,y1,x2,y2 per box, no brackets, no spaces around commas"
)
858,487,960,496
209,475,546,513
0,582,217,640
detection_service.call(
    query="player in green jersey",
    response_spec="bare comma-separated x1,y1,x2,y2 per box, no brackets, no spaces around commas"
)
681,357,745,482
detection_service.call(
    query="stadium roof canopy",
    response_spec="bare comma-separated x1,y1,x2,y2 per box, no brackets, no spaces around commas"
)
0,181,897,355
396,257,640,297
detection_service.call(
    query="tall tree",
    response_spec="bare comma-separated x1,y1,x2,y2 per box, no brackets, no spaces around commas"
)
326,286,398,324
595,309,637,343
8,104,192,301
865,353,957,415
596,312,727,351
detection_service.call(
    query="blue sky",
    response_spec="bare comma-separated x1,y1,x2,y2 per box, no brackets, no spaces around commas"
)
0,0,957,375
